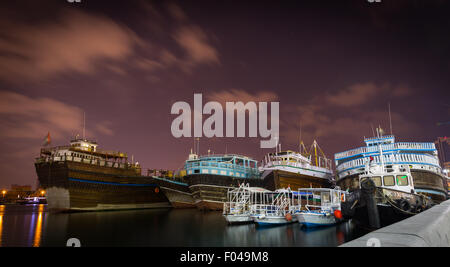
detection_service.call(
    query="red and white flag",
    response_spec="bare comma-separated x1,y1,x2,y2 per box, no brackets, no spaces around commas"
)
43,132,51,146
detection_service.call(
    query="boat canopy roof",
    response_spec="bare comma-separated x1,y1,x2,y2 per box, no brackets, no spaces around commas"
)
245,187,272,193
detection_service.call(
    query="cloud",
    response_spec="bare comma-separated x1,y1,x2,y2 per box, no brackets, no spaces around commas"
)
324,82,413,107
173,25,220,66
278,83,419,150
0,3,221,84
0,10,142,84
0,90,113,141
324,83,383,107
206,89,279,104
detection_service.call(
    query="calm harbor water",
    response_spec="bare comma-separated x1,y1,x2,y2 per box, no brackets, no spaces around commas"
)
0,204,370,247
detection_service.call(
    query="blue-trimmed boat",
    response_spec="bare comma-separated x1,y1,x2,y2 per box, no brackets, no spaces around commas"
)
334,130,447,202
295,188,346,228
184,151,264,210
250,188,301,226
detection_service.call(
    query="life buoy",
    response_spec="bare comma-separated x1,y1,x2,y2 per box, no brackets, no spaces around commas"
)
334,210,342,220
285,213,292,222
155,187,160,193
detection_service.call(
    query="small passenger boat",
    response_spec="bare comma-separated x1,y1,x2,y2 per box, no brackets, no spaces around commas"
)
251,188,301,226
223,184,270,224
296,188,346,228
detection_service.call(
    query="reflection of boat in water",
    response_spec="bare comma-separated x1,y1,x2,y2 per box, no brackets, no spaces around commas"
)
251,188,301,226
341,130,434,228
223,184,270,224
296,188,346,228
17,197,47,205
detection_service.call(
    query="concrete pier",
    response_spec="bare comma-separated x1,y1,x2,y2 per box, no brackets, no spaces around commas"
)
340,199,450,247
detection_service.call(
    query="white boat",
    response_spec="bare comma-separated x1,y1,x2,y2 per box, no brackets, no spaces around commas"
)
259,140,334,188
251,188,301,226
223,184,270,224
296,188,346,228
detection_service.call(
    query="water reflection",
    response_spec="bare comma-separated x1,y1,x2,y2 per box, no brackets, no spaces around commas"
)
0,205,4,247
32,205,45,247
0,206,369,247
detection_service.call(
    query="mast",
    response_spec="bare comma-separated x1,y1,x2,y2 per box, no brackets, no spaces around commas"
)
388,102,393,135
83,111,86,140
314,140,318,167
377,127,385,171
274,136,279,154
299,120,302,153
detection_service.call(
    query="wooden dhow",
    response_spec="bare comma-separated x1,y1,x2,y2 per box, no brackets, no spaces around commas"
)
35,138,170,212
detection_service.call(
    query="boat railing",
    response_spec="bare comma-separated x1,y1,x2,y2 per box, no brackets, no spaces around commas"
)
336,152,441,174
35,155,140,171
223,202,248,215
250,204,287,216
265,158,332,171
185,161,258,171
40,146,127,158
335,142,436,160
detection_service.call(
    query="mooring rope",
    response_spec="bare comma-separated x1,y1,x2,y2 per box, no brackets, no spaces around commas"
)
375,188,420,216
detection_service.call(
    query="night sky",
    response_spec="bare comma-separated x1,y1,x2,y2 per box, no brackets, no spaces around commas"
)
0,0,449,188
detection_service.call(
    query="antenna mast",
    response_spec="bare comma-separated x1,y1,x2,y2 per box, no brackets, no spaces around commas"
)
388,102,393,135
83,111,86,140
299,120,302,153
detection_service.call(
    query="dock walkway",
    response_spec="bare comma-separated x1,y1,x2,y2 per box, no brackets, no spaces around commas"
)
340,199,450,247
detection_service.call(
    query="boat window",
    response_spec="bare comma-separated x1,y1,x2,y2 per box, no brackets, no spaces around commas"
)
321,192,330,203
396,175,409,186
371,176,382,187
383,175,395,186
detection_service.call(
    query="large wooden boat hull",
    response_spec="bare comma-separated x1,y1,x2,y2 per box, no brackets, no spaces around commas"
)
337,170,447,203
35,161,171,212
263,170,332,191
153,177,196,208
185,170,331,211
185,174,264,211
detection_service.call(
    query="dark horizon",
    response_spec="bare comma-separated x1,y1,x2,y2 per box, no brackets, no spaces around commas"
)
0,0,449,189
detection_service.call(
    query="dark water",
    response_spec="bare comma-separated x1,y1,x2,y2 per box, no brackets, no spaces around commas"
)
0,204,370,247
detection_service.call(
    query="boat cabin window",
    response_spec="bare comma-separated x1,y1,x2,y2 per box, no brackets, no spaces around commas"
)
371,176,382,187
396,175,409,186
383,175,395,186
321,192,330,203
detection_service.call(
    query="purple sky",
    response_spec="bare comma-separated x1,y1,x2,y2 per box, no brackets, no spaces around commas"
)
0,0,449,189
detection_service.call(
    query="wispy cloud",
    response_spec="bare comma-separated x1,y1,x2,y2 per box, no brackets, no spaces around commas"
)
279,83,418,150
0,10,142,84
0,90,113,141
206,89,279,104
0,3,220,84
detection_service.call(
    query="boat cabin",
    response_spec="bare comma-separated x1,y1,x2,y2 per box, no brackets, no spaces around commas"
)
359,164,415,194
